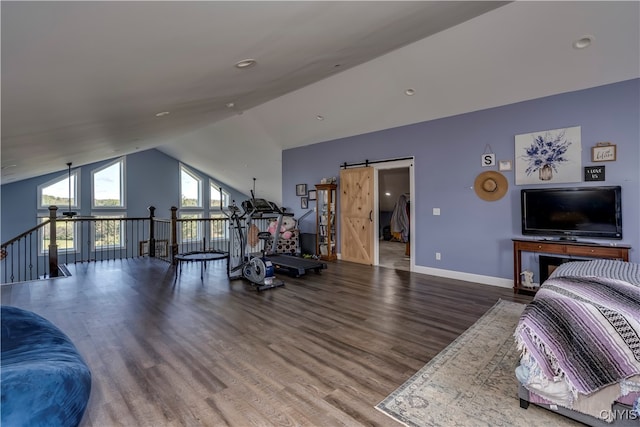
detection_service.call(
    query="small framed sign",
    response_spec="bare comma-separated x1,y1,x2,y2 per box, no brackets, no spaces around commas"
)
498,160,512,171
584,166,605,182
481,153,496,167
591,143,616,162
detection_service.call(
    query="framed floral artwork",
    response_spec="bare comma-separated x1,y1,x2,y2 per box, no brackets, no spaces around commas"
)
515,126,582,185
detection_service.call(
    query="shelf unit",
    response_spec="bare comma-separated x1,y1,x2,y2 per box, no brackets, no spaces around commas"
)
315,183,337,261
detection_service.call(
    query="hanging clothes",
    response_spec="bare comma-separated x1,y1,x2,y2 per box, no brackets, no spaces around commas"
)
390,193,410,243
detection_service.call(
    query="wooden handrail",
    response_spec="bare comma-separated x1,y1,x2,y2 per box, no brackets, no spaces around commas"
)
0,209,226,283
1,220,50,248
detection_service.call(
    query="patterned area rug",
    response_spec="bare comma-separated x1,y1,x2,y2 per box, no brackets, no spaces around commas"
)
376,300,582,427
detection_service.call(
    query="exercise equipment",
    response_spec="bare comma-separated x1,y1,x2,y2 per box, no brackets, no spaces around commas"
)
224,183,327,289
238,189,326,277
225,200,284,291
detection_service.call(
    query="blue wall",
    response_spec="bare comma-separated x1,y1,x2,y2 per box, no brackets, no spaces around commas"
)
1,149,247,242
282,79,640,280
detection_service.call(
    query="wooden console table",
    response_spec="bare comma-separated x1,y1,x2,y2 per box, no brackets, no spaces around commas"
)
512,238,630,294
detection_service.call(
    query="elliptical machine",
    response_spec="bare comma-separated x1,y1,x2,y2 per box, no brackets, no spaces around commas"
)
225,192,284,291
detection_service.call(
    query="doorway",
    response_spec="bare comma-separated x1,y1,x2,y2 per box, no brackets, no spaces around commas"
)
374,159,414,271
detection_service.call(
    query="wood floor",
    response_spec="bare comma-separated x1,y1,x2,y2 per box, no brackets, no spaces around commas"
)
378,240,409,272
1,257,532,426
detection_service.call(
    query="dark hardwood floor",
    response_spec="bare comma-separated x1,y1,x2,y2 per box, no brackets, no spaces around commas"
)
1,258,532,426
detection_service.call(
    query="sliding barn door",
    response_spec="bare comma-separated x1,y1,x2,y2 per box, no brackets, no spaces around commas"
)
340,167,374,265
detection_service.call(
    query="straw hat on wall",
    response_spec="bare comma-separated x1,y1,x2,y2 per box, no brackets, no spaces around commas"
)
474,171,508,201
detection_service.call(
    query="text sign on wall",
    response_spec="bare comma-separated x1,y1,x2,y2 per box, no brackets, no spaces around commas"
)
584,166,605,182
481,153,496,167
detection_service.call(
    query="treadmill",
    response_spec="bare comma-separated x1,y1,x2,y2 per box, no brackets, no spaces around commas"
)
268,254,327,277
242,197,328,277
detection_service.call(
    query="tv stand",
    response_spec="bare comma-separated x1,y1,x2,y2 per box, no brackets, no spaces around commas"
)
512,238,630,294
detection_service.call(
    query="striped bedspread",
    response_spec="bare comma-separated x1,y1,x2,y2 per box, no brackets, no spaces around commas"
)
516,272,640,397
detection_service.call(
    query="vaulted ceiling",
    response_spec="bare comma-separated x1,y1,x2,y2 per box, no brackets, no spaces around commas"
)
2,1,638,203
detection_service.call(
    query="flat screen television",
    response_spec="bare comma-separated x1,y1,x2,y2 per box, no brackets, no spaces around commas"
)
521,186,622,240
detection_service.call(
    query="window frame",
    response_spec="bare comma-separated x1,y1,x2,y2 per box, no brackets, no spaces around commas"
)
37,169,81,210
209,180,230,210
179,212,204,243
39,216,78,255
90,213,126,250
180,164,203,209
92,157,126,210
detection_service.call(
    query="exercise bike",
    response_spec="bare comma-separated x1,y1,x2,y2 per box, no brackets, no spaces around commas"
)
225,200,285,291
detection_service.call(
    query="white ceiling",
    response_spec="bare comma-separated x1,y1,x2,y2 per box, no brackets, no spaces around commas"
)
2,1,639,205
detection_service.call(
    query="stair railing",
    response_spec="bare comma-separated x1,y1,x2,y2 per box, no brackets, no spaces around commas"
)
1,206,171,284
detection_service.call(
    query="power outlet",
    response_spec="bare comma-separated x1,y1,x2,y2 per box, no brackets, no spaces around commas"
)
435,252,441,260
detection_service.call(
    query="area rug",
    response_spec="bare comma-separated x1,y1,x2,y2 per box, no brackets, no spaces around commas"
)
375,299,581,427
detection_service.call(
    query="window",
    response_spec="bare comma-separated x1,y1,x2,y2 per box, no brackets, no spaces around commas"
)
38,171,80,254
180,212,203,242
38,170,80,210
180,165,202,208
210,212,227,237
92,158,125,208
210,181,230,210
209,213,228,253
91,215,125,249
40,217,77,254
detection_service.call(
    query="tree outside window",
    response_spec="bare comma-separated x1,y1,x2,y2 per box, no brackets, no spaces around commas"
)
92,216,124,249
180,212,203,242
40,218,76,253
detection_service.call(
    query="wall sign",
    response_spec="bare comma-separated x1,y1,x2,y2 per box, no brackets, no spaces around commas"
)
591,142,616,162
584,165,605,181
498,160,512,171
481,153,496,167
481,144,495,167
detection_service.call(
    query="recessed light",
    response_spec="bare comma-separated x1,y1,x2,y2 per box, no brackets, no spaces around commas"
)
235,59,257,69
405,88,416,96
316,115,325,121
385,192,391,196
155,111,170,117
226,102,235,108
573,35,594,49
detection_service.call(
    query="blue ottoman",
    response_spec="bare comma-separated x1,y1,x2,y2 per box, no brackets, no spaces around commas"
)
1,306,91,427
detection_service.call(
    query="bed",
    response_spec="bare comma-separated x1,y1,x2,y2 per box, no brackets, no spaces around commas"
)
515,259,640,426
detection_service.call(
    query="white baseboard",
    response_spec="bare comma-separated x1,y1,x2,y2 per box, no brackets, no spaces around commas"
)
412,265,512,288
337,255,512,289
